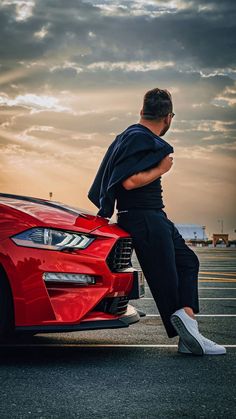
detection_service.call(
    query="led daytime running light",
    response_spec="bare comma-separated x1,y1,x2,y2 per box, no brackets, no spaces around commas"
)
43,272,96,284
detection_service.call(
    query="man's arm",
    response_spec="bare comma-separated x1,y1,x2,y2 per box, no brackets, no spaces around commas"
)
122,154,173,190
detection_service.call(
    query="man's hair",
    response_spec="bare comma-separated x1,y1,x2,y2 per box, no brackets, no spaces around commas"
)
142,88,173,120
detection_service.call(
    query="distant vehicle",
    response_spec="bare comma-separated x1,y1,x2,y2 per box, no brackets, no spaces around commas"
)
0,193,144,338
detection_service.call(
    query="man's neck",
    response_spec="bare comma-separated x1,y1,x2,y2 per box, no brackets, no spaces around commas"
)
138,118,164,136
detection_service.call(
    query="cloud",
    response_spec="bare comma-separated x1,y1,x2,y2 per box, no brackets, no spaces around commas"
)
0,93,71,113
213,84,236,107
0,0,235,69
50,60,174,74
172,119,236,134
2,0,35,21
86,60,174,72
34,24,50,40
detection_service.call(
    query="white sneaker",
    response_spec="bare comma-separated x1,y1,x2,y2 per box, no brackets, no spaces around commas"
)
178,339,192,354
178,337,226,355
199,335,226,355
170,308,205,356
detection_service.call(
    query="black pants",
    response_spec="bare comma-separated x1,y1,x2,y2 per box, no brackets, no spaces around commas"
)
117,208,200,338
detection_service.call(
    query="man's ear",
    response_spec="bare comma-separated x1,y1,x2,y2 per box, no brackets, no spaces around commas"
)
163,115,169,124
140,109,143,117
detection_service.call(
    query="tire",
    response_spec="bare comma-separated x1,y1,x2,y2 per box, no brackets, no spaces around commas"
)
0,267,15,339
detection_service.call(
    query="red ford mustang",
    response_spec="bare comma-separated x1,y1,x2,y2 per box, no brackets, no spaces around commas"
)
0,193,144,338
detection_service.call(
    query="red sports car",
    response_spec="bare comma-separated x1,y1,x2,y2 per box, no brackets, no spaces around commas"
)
0,193,144,338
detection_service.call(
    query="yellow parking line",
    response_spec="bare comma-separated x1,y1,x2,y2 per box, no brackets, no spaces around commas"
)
199,277,236,280
199,279,236,283
200,272,236,276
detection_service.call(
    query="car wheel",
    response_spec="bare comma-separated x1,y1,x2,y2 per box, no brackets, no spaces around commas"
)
0,268,15,339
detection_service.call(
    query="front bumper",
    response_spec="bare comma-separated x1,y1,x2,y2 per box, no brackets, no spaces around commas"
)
3,225,144,329
15,304,140,333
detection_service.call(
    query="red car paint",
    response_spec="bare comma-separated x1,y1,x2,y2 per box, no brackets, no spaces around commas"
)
0,193,143,336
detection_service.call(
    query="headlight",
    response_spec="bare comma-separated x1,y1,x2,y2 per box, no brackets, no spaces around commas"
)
11,228,95,250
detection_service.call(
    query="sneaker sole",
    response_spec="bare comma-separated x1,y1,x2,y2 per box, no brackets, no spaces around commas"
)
204,350,226,355
171,315,204,356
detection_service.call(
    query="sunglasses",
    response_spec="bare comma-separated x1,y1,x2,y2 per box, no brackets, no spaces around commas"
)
169,112,175,118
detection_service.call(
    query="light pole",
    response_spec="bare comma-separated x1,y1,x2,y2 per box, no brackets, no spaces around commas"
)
218,219,224,234
202,225,206,241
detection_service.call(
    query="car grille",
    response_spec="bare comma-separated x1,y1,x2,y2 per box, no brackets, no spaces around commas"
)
107,237,133,272
93,296,129,316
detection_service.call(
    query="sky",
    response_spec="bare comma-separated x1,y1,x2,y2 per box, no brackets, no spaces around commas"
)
0,0,235,239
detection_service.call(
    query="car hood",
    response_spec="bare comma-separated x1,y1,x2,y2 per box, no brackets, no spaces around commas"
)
0,194,110,233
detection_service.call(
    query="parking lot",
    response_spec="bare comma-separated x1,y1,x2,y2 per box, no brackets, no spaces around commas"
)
0,248,235,418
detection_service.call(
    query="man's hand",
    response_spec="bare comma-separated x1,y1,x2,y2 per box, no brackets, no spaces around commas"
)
122,154,174,190
157,154,173,176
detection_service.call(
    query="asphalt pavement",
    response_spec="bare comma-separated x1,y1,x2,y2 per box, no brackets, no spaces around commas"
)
0,247,235,419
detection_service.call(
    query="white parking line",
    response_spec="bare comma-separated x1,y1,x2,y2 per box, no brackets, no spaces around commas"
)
142,297,236,300
145,287,236,290
146,314,236,317
197,298,236,300
0,344,235,348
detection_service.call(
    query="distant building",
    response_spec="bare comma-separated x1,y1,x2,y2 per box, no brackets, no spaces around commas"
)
175,224,207,241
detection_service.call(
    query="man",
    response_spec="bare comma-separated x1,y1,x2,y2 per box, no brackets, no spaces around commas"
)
88,88,226,356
